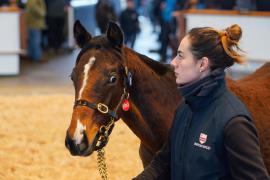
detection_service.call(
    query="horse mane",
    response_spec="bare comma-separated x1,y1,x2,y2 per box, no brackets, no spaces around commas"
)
124,47,173,76
133,51,172,75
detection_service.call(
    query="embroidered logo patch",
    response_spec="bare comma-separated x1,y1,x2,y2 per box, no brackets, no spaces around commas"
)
194,132,211,150
199,133,207,144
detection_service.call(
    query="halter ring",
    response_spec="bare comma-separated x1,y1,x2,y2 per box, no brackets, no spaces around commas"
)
97,103,109,114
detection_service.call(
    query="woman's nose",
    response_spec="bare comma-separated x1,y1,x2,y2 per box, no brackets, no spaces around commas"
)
170,57,177,68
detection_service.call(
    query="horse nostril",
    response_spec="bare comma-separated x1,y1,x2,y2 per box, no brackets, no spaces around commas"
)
65,130,92,156
78,141,87,152
65,131,79,155
65,132,73,150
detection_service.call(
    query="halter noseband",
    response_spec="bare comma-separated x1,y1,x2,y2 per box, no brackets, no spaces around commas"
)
74,100,118,119
73,42,131,150
73,87,129,150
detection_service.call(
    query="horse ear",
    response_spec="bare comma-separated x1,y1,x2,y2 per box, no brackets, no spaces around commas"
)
73,20,92,48
106,21,124,48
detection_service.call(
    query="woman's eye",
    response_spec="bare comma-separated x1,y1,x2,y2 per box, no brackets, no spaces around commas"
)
109,75,117,83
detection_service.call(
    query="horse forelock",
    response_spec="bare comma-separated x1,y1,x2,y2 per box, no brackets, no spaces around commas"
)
76,35,123,65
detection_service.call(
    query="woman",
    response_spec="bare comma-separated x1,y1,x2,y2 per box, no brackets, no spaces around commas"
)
133,25,269,179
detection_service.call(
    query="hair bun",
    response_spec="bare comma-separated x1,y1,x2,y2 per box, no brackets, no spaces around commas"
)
225,24,242,42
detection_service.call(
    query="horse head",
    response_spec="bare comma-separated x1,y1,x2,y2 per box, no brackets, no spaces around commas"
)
65,20,130,156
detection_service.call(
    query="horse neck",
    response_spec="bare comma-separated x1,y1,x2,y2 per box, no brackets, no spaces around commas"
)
121,48,181,152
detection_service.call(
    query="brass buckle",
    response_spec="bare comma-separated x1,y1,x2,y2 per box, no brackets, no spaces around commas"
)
97,103,109,114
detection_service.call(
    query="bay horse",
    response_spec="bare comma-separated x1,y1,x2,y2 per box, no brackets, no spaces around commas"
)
65,20,270,173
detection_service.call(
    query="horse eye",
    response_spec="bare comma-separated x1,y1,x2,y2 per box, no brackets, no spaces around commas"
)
109,75,117,83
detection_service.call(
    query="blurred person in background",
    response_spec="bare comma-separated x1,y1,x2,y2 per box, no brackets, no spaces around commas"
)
235,0,256,11
109,0,121,16
199,0,220,9
0,0,9,6
120,0,140,49
95,0,117,34
158,0,182,62
148,0,163,33
219,0,235,10
46,0,66,53
257,0,270,11
25,0,46,63
149,0,189,62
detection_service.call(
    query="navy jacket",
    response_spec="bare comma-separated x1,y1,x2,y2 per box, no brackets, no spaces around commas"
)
171,81,250,179
134,69,269,180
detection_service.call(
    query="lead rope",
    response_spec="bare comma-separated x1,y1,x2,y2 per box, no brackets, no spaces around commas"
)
96,123,110,180
96,118,114,180
97,148,108,180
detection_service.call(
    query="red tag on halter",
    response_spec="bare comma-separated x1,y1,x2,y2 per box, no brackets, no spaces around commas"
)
122,99,130,111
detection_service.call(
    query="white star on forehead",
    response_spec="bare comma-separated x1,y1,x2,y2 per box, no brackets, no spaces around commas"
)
78,56,96,99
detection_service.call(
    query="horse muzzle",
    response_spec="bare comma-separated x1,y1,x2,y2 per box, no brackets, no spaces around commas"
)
65,131,94,157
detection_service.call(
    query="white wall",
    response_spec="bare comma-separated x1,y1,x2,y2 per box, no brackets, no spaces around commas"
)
0,12,20,75
185,14,270,61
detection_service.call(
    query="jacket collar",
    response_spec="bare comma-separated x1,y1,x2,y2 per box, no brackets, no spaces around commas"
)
178,68,226,111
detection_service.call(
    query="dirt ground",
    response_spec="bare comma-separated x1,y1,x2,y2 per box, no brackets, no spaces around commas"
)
0,94,143,180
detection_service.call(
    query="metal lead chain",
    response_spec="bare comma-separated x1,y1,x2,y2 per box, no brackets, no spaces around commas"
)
97,148,108,180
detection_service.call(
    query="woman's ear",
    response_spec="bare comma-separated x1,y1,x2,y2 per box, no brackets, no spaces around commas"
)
199,57,210,72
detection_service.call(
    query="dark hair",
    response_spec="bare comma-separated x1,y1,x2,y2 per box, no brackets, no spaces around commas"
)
187,24,244,70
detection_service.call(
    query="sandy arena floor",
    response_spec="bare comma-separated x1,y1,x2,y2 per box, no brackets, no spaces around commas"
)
0,94,143,180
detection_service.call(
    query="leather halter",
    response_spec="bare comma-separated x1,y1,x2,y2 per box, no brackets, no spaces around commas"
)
73,42,131,150
73,87,129,150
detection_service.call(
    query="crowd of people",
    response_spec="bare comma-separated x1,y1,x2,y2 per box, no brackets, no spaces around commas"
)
95,0,140,49
94,0,270,63
1,0,70,63
148,0,270,62
1,0,270,63
25,0,70,63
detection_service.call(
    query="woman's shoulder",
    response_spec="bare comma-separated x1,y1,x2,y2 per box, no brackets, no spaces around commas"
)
214,89,253,122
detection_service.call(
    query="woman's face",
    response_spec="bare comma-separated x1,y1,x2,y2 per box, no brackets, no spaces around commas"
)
170,36,204,86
